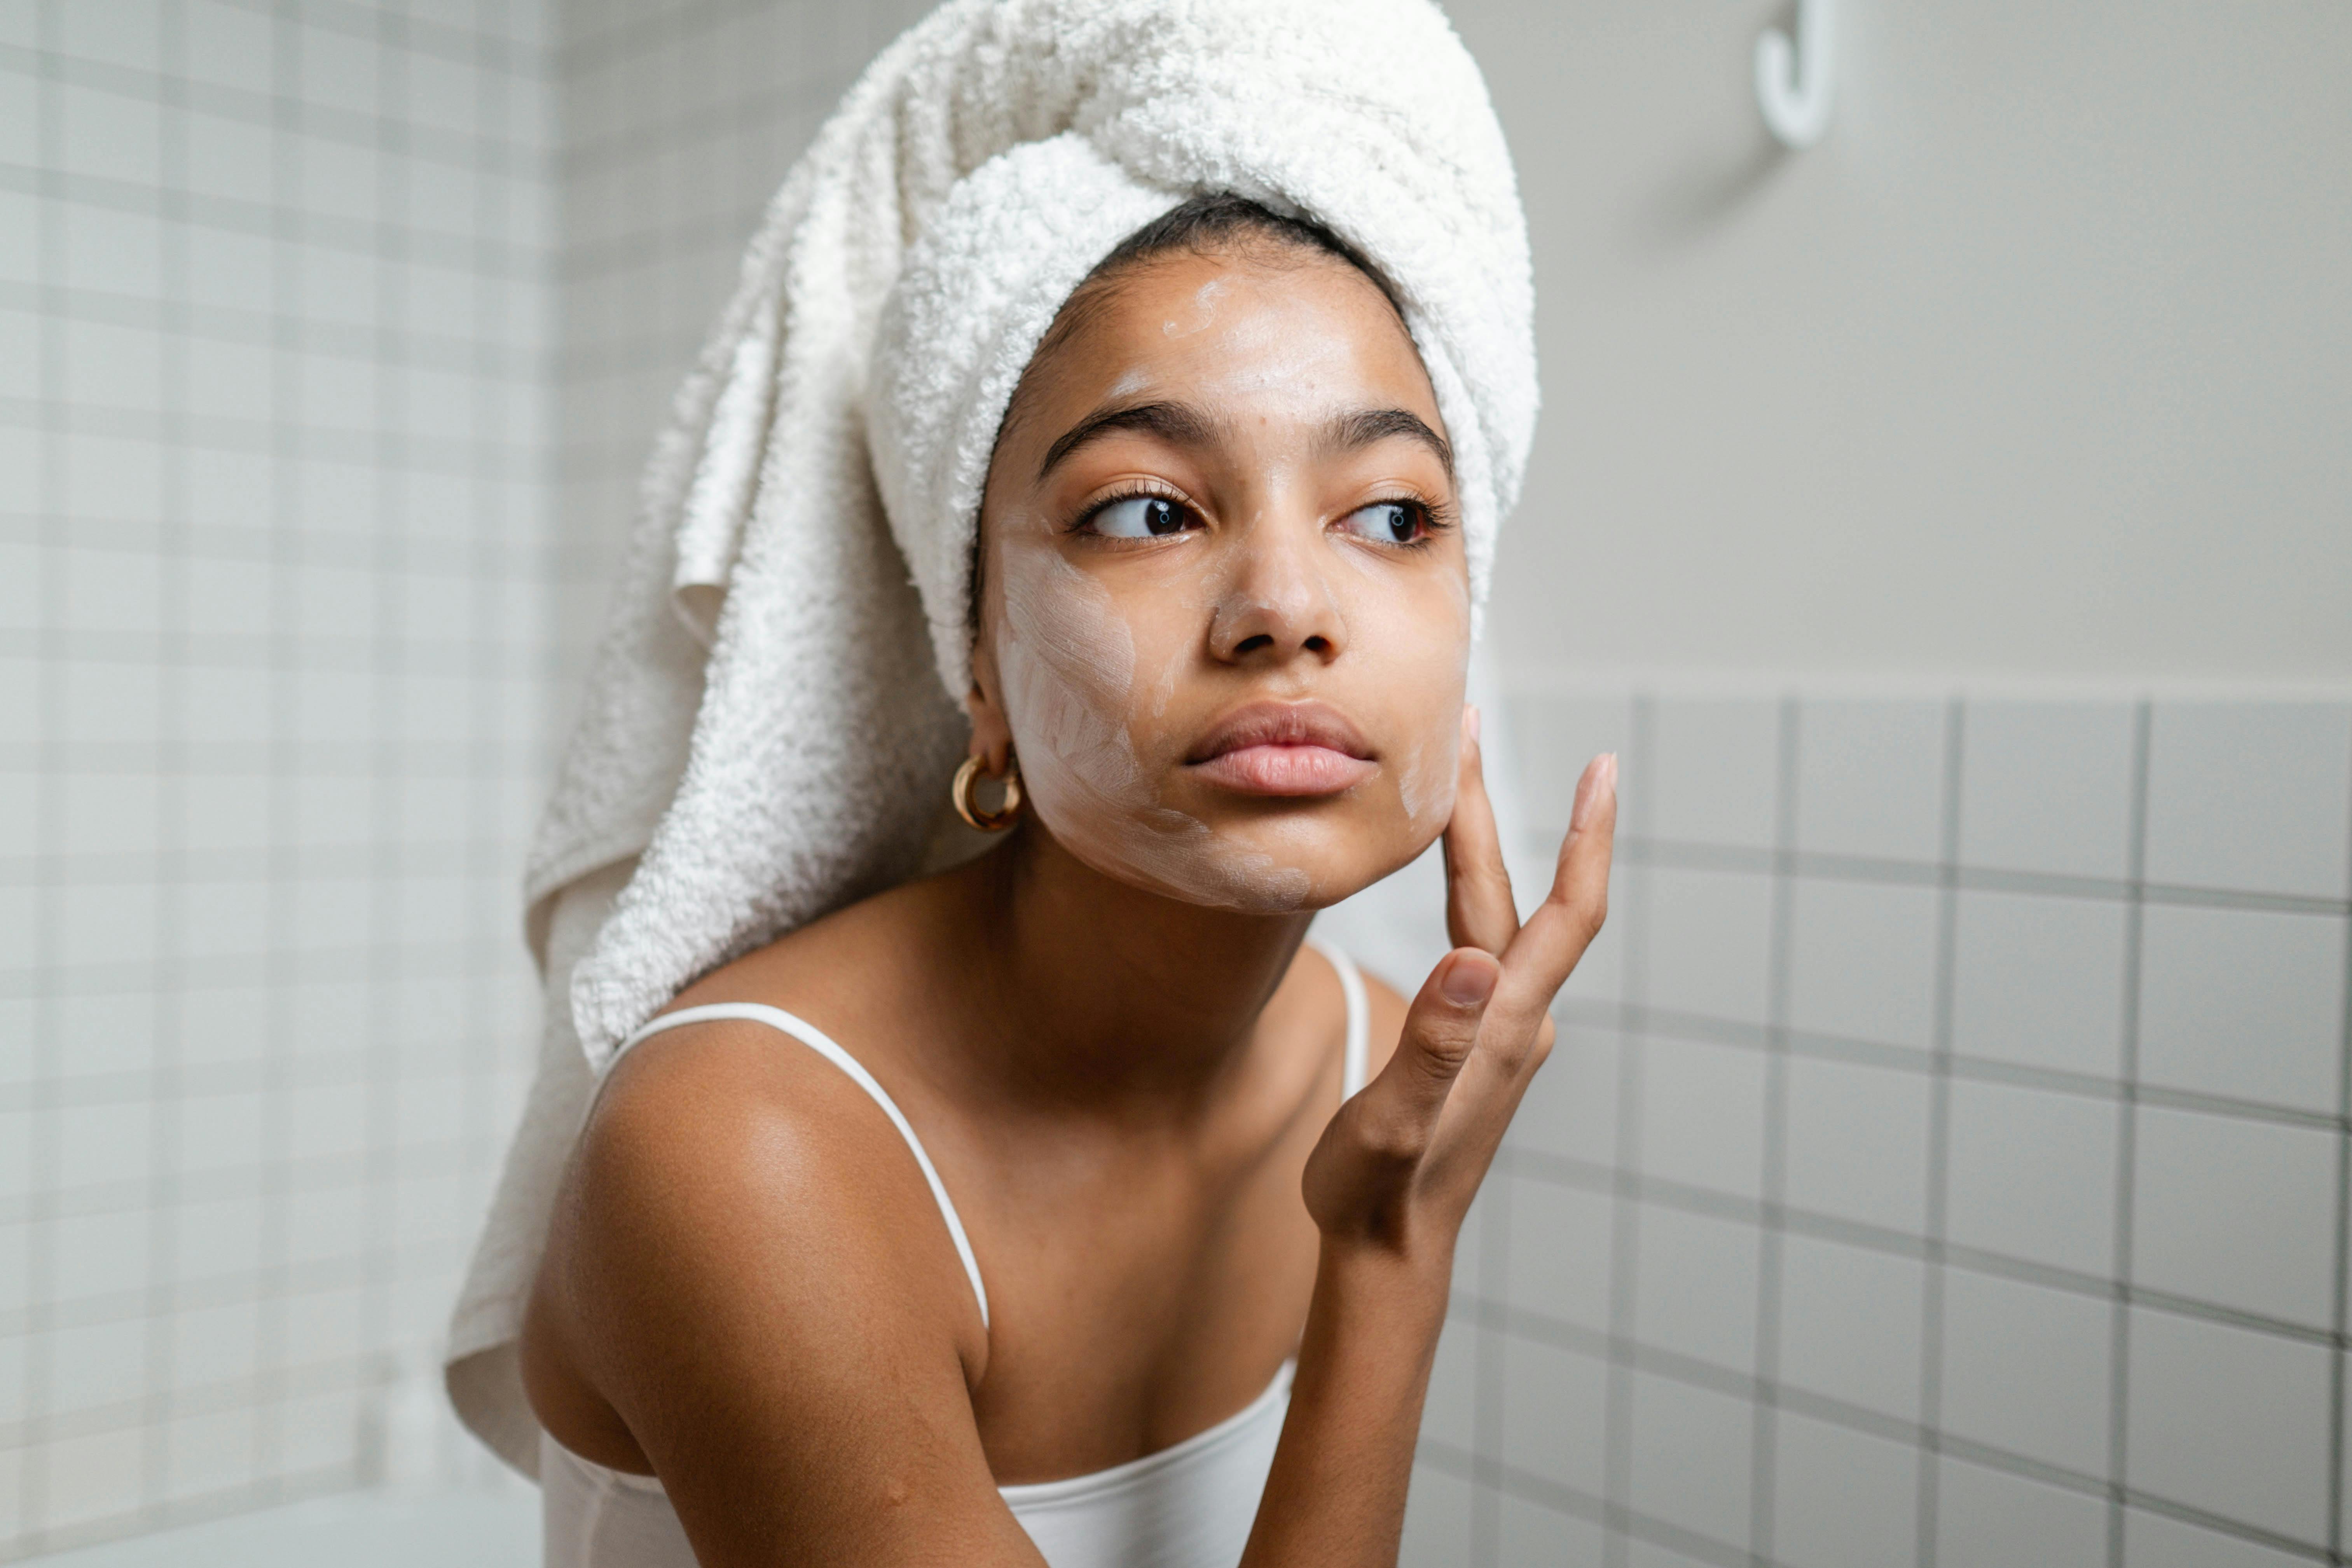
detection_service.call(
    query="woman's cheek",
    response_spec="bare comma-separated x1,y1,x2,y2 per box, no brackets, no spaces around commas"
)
1348,562,1470,837
992,556,1311,910
995,547,1149,810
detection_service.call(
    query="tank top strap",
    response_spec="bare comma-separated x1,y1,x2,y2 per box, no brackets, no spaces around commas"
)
1303,938,1370,1100
611,1003,991,1329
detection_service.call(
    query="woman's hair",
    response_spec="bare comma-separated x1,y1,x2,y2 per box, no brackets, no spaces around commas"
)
972,193,1407,651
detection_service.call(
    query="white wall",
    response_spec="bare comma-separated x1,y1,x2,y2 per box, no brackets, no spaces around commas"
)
1453,0,2352,683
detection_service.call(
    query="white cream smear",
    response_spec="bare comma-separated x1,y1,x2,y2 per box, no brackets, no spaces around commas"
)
995,538,1314,912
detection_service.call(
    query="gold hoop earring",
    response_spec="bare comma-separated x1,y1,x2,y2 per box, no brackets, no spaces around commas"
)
953,754,1023,832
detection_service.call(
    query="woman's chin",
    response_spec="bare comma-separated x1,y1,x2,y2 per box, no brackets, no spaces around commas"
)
1048,810,1430,918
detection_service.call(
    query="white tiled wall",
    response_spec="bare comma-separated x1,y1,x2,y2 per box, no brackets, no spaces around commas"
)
2,1,554,1556
1406,686,2352,1568
549,0,932,698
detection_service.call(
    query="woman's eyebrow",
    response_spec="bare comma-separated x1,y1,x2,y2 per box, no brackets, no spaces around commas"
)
1322,408,1454,481
1037,400,1222,480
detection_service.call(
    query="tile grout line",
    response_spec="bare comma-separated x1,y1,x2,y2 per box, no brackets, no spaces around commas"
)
0,1468,362,1566
461,10,522,1459
356,0,412,1451
1746,695,1801,1566
82,0,540,80
1,41,547,175
1540,995,2350,1139
1507,1140,2352,1353
248,0,306,1496
1915,695,1966,1568
2331,709,2352,1566
1619,835,2352,920
2105,700,2152,1566
1470,1170,1509,1566
20,1,66,1547
1599,693,1657,1568
1423,1418,2350,1568
0,136,555,290
136,0,194,1520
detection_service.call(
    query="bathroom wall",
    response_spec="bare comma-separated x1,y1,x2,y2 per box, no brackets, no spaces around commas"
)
1400,2,2352,1562
1,2,555,1557
1402,684,2352,1568
549,0,932,714
1451,0,2352,683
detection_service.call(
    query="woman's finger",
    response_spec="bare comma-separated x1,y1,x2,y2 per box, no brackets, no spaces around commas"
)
1492,753,1618,1032
1348,946,1500,1162
1441,706,1519,955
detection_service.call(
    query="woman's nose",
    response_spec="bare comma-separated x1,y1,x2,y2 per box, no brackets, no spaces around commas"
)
1207,517,1347,665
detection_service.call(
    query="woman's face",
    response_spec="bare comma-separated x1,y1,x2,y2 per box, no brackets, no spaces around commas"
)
970,243,1471,913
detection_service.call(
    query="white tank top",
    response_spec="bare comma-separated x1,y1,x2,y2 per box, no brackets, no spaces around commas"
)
540,940,1371,1568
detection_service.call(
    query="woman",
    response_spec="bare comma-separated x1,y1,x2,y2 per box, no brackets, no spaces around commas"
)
454,3,1613,1564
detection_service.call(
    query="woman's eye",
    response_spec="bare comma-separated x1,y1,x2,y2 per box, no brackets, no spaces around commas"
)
1337,501,1428,545
1090,496,1190,538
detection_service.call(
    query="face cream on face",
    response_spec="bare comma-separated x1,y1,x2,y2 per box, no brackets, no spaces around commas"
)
1325,540,1469,836
993,529,1317,912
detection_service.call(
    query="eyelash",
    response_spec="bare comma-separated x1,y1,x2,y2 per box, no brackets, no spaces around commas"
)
1348,496,1454,549
1070,486,1457,548
1071,481,1196,538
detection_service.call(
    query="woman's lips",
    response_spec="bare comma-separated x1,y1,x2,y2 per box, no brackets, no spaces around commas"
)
1186,701,1377,797
1192,744,1378,794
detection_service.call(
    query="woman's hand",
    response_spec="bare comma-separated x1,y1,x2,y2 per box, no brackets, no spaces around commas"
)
1244,716,1616,1568
1301,711,1618,1266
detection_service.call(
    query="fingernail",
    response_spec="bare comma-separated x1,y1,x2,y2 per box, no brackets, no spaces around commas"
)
1466,704,1482,743
1441,953,1497,1006
1570,753,1617,831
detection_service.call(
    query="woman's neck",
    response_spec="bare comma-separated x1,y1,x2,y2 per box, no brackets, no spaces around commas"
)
944,822,1317,1112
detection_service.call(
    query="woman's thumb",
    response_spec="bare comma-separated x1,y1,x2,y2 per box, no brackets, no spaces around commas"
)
1380,947,1499,1126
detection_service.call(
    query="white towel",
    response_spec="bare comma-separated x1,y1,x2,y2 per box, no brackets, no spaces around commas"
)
447,0,1536,1474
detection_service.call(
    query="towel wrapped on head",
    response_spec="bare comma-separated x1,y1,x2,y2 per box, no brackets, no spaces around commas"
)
447,0,1536,1474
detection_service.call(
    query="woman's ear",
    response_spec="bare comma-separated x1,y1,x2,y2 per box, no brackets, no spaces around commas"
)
965,654,1014,775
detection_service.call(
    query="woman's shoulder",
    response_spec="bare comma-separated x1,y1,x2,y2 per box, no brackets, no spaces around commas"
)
573,869,977,1247
568,969,981,1275
525,970,997,1518
569,903,917,1212
534,885,988,1416
574,869,971,1295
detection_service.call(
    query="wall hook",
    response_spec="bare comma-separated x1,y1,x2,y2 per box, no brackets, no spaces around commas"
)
1755,0,1834,148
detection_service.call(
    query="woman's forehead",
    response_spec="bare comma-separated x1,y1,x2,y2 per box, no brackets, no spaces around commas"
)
1017,249,1444,451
